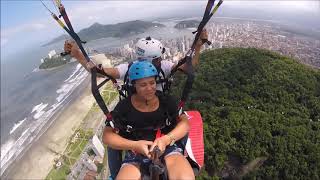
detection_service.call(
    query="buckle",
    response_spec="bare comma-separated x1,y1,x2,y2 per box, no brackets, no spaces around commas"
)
106,113,112,121
110,121,115,129
126,125,133,132
166,118,171,126
113,83,121,90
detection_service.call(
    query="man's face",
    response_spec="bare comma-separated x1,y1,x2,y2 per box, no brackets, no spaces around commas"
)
137,57,161,70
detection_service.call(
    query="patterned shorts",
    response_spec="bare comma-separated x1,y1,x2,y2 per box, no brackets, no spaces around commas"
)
121,144,183,168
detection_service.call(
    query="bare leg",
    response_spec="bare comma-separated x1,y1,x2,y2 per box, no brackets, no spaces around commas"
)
116,163,141,180
165,154,195,180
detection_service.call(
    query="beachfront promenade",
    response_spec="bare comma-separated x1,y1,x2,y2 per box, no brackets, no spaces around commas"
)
47,83,119,180
5,55,119,179
4,19,319,179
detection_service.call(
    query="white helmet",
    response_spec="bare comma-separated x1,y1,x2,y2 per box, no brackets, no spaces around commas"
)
135,37,165,60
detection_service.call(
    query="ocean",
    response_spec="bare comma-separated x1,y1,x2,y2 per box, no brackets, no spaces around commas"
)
1,16,318,176
0,20,192,176
0,44,90,175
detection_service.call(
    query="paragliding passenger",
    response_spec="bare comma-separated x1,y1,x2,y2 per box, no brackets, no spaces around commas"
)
103,61,195,180
64,30,208,178
63,30,208,83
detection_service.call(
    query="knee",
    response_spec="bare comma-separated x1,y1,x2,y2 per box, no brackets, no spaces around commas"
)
165,155,195,180
116,172,140,180
169,169,195,180
116,164,141,180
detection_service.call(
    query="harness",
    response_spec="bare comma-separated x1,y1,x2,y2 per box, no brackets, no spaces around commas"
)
106,92,178,141
42,0,224,120
43,0,224,179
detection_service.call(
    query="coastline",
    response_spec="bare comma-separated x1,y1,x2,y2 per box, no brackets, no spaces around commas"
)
38,60,78,71
5,81,97,179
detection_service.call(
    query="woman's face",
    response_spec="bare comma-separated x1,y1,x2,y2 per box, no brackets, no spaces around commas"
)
134,76,157,101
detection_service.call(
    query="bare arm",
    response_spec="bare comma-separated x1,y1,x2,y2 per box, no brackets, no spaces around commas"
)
172,29,208,72
102,127,136,150
150,114,190,153
64,40,121,79
103,127,153,157
166,114,190,142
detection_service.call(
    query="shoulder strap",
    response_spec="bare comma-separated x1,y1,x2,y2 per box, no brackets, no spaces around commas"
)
159,68,166,79
124,62,134,85
112,93,175,134
120,62,134,99
156,65,172,94
109,98,131,130
157,92,176,127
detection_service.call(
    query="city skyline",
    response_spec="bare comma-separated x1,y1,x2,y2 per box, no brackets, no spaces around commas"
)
1,1,320,59
108,20,319,68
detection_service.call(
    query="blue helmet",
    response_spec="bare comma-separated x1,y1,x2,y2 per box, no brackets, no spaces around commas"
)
128,61,158,82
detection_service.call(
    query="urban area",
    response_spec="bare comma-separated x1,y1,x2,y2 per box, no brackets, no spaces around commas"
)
46,20,320,180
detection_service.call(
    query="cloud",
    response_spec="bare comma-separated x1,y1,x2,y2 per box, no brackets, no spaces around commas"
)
2,22,47,37
60,1,205,28
2,0,319,56
88,16,100,21
2,1,204,43
32,23,46,30
225,1,320,13
1,38,8,47
1,1,205,56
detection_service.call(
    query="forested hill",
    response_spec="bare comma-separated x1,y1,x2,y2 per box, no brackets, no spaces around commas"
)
172,48,320,179
43,20,164,46
174,20,200,29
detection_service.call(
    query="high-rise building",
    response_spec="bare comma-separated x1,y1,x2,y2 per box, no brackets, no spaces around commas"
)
182,42,186,53
83,159,97,172
91,135,105,159
48,50,56,59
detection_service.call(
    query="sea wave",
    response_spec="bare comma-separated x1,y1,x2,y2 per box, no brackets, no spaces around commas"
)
0,65,89,176
68,67,86,83
57,66,88,102
0,139,15,166
0,127,31,175
31,103,48,114
31,103,48,119
32,68,39,73
56,84,74,102
64,64,83,82
9,118,26,134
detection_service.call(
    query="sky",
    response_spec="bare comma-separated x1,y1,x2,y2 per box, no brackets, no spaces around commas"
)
1,1,320,60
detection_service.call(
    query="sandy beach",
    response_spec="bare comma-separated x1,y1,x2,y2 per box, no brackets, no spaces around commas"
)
2,55,117,180
6,83,98,179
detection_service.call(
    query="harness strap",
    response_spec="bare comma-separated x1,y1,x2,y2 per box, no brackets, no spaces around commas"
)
109,117,170,134
168,0,224,110
42,1,122,116
108,93,176,140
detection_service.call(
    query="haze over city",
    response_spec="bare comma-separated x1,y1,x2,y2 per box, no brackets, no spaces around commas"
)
1,1,320,179
1,1,319,59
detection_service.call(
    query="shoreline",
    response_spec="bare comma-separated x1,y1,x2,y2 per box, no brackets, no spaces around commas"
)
38,60,78,71
4,80,97,179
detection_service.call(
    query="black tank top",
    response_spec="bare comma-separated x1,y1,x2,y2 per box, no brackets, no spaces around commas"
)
110,92,178,141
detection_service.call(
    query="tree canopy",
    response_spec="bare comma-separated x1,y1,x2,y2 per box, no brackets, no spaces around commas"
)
171,48,320,179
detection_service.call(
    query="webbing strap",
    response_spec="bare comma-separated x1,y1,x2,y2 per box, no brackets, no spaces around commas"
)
169,0,223,110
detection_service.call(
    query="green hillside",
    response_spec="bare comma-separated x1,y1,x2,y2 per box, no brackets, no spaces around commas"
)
172,48,320,179
39,54,72,69
44,20,164,46
174,20,200,29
